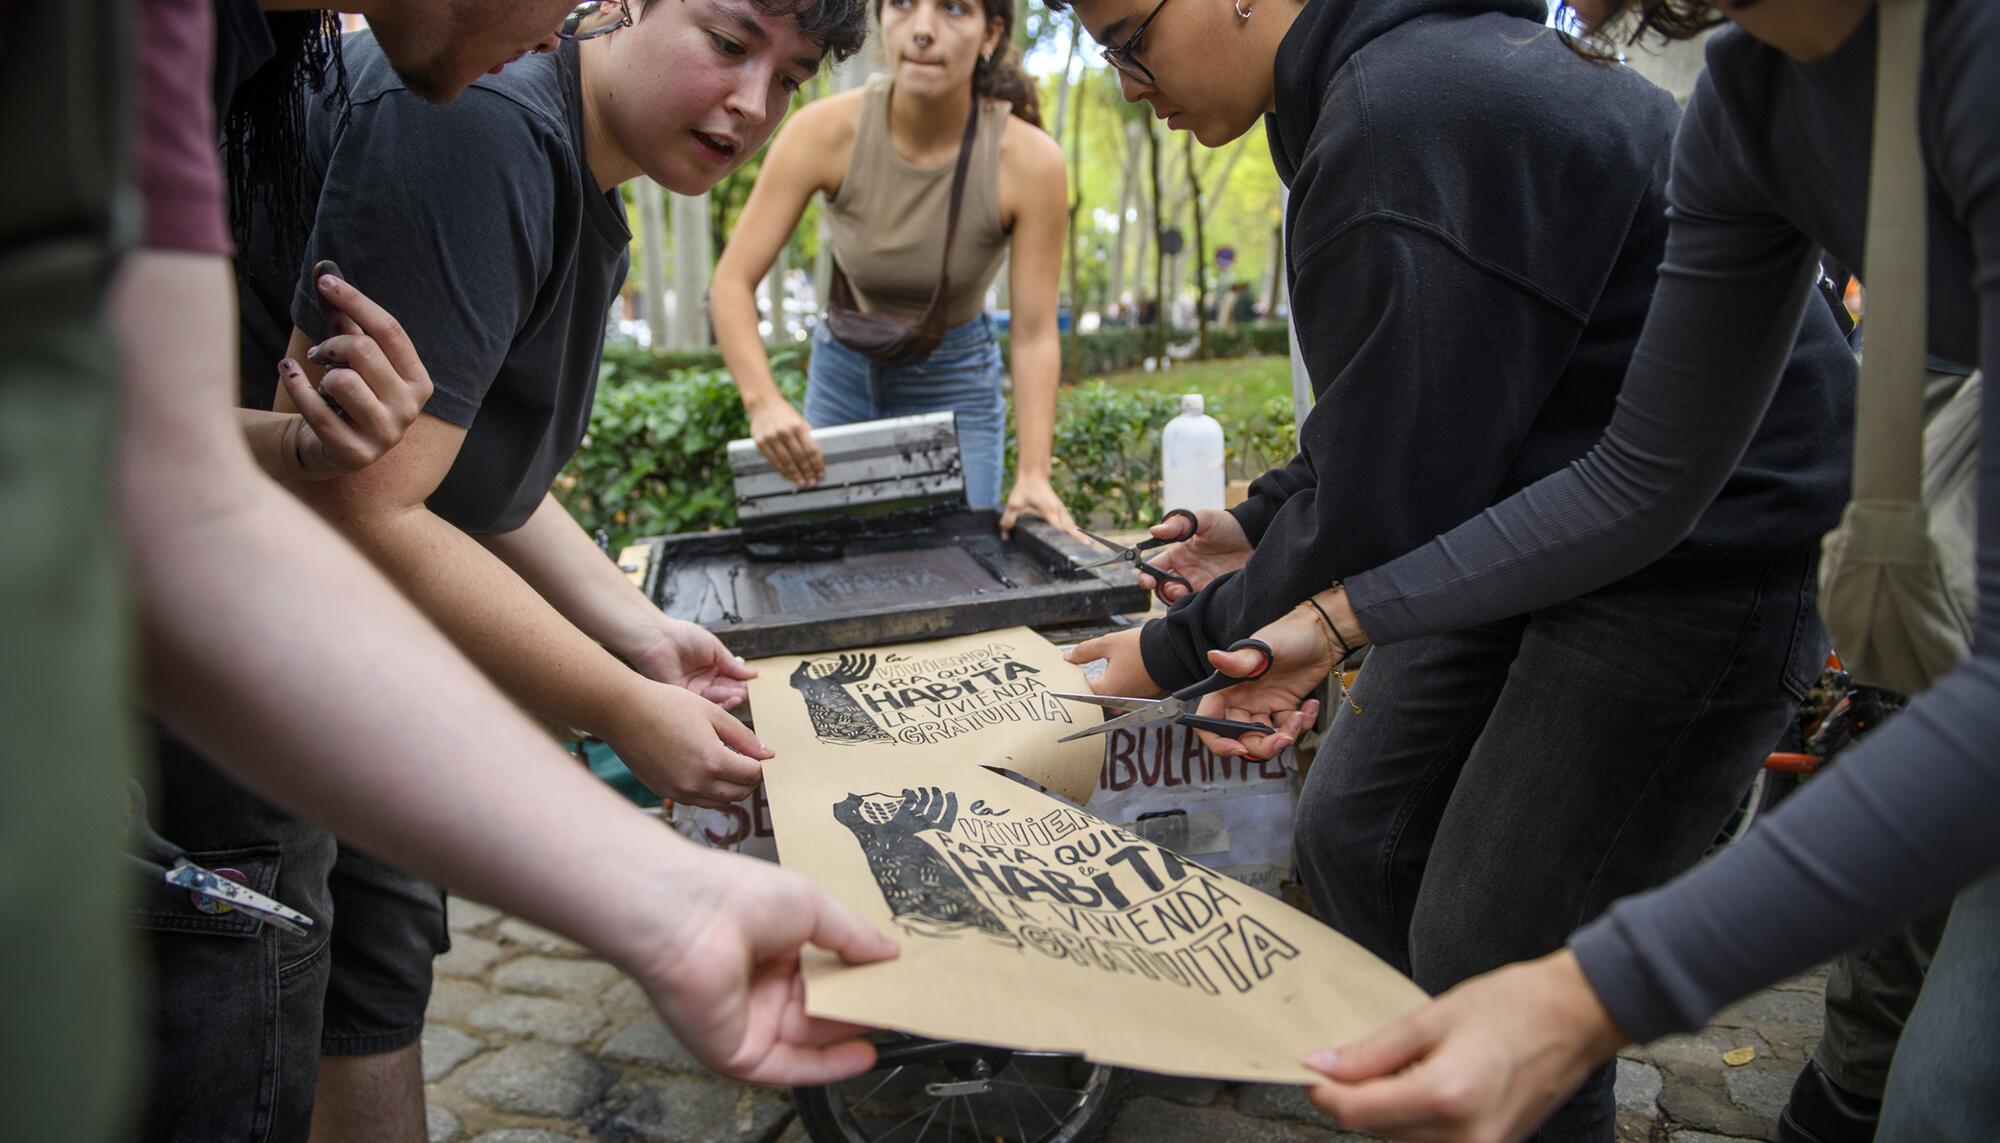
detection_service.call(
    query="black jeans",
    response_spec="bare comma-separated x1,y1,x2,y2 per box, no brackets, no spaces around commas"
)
134,729,449,1143
1297,556,1826,1142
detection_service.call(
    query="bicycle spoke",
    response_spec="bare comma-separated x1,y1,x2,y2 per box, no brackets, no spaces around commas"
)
873,1097,941,1141
1009,1066,1063,1127
850,1064,907,1114
1004,1063,1032,1143
964,1092,982,1141
989,1077,1091,1098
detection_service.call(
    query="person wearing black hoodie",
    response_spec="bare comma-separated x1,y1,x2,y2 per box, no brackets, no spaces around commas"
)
1052,0,1858,1136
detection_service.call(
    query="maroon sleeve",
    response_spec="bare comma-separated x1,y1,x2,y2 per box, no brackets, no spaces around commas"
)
137,0,230,254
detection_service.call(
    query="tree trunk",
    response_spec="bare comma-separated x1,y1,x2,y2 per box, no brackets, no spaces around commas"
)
1148,119,1165,360
637,178,669,352
1063,41,1085,377
1108,119,1141,314
1184,133,1208,359
1050,22,1079,144
1265,221,1284,316
669,190,712,350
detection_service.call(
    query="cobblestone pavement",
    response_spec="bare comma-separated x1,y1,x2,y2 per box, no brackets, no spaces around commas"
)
423,895,1826,1143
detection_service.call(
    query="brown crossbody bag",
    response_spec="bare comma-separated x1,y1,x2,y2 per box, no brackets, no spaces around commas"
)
823,97,981,367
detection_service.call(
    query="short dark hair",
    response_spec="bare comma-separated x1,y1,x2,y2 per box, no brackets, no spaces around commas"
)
643,0,870,61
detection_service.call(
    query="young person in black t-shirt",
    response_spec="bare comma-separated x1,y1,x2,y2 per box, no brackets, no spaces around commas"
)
254,0,867,809
135,2,879,1141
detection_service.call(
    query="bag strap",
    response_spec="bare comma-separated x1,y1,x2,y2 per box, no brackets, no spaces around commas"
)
931,93,985,300
1852,0,1929,501
829,94,983,330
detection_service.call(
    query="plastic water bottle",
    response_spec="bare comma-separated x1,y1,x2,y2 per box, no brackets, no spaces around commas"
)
1161,393,1225,513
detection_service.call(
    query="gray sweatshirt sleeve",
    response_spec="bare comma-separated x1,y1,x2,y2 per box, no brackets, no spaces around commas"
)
1516,18,2000,1042
1340,96,1824,646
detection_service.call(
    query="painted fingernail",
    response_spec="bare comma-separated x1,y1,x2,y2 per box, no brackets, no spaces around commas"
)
1304,1049,1339,1070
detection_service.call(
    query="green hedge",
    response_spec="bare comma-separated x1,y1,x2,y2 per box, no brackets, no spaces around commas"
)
597,321,1294,387
567,324,1299,547
560,351,808,544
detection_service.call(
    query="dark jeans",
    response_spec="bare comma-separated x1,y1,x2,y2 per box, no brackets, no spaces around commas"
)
1297,556,1826,1142
1814,912,1948,1100
135,730,449,1143
1878,870,2000,1142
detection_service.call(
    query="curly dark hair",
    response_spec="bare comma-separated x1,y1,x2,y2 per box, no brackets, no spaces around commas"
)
645,0,871,61
1556,1,1752,61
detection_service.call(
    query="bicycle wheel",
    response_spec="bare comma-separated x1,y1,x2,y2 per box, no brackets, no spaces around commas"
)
1709,767,1799,855
792,1036,1131,1143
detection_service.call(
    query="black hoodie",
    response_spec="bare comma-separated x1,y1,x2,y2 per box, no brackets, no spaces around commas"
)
1138,0,1855,690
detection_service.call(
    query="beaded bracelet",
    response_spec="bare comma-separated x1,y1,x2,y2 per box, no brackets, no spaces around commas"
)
1300,591,1363,717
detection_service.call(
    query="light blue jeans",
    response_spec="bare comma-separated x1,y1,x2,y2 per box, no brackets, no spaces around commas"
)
806,314,1006,509
1877,869,2000,1141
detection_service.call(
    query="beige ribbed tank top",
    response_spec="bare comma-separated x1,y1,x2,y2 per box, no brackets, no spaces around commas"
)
825,74,1011,328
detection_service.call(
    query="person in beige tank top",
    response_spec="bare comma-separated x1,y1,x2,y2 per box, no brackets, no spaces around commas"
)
712,0,1078,536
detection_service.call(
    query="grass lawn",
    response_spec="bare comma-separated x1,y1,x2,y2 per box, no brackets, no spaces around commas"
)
1081,354,1294,424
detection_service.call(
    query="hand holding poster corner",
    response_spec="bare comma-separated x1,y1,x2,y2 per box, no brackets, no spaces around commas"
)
745,627,1428,1084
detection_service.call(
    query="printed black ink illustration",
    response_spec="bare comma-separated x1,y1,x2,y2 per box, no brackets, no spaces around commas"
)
790,654,893,744
834,788,1017,943
836,788,1304,995
788,643,1077,746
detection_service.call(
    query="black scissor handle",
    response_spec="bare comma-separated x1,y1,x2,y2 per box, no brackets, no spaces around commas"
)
1175,637,1274,703
1179,712,1277,740
1137,558,1193,603
1141,507,1201,551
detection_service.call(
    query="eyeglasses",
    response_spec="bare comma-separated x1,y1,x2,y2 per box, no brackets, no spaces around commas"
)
558,0,633,41
1100,0,1172,88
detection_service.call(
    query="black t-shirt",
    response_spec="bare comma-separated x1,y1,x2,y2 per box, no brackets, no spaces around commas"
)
236,33,630,534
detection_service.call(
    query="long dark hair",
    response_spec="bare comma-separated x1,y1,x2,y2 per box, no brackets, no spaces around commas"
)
1557,1,1746,61
221,12,349,253
972,0,1041,129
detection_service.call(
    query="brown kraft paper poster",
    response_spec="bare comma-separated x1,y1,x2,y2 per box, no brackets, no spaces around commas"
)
744,628,1104,803
747,635,1427,1082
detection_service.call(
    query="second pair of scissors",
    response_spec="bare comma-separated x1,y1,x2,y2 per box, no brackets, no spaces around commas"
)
1053,637,1278,743
1078,507,1198,603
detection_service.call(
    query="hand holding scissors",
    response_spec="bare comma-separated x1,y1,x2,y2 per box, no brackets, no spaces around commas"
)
1053,637,1282,742
1077,508,1199,604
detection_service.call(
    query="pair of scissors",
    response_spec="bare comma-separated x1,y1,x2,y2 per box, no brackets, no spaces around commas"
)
124,780,315,936
1077,508,1199,603
1054,637,1278,743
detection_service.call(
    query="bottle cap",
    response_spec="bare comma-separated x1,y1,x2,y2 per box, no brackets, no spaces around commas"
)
1181,393,1204,416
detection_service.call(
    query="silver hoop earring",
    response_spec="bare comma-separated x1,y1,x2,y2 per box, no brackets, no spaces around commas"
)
1234,0,1252,18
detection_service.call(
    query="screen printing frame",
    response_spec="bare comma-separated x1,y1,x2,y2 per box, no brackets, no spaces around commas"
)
640,510,1151,659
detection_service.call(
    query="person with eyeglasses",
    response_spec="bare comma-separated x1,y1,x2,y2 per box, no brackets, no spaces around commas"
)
710,0,1077,540
1049,0,1862,1137
112,0,889,1141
